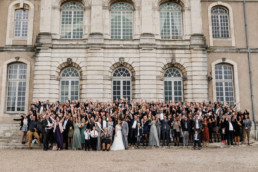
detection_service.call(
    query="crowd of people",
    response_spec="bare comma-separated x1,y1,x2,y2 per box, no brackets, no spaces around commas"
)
14,98,253,151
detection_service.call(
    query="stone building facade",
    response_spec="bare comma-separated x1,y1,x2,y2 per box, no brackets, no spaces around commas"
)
0,0,257,135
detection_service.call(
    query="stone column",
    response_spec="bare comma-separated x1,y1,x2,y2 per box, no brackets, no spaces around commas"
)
90,0,103,34
141,0,153,34
190,0,202,34
39,0,52,33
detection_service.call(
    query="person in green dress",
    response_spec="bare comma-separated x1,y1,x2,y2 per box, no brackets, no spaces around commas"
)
80,118,87,150
72,118,82,150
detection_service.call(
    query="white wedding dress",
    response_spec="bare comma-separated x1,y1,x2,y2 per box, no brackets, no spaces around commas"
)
111,125,125,151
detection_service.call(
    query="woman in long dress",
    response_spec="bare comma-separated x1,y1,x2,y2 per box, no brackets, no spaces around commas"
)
111,119,125,151
52,116,64,150
202,116,209,147
148,115,160,147
72,118,82,150
95,118,103,151
80,118,87,150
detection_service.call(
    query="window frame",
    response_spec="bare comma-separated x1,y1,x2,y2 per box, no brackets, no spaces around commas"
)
13,9,29,39
211,6,230,39
60,68,80,102
60,2,84,39
215,64,235,105
164,68,183,102
110,2,134,40
112,67,132,101
6,63,27,113
160,3,183,40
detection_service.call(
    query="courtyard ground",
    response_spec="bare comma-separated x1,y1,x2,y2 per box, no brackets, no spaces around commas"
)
0,145,258,172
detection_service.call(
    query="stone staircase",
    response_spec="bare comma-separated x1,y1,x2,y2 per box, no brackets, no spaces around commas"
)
0,122,41,149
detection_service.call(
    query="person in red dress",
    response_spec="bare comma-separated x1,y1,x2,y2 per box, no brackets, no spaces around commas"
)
202,116,209,147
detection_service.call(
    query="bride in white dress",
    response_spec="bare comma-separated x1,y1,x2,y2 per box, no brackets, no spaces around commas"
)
111,120,125,151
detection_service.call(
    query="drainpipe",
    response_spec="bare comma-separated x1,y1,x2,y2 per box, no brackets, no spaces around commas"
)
243,0,257,139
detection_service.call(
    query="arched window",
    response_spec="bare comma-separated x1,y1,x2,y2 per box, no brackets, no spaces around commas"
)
14,9,29,38
112,68,131,100
160,3,182,39
61,2,84,39
215,64,234,105
164,68,183,102
111,2,133,39
211,6,229,38
60,68,80,102
7,63,27,112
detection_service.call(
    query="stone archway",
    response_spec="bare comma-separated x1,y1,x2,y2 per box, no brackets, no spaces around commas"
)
56,58,83,79
161,62,187,81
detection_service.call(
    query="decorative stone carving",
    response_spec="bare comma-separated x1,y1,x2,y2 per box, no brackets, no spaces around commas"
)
67,58,72,64
171,57,176,65
119,57,125,66
15,56,20,61
222,58,226,62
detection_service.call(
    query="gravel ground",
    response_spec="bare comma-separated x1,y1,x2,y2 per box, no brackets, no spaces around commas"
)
0,145,258,172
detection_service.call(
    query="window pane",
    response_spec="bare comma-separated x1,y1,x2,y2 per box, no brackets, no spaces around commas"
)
14,10,29,38
61,2,83,39
211,6,229,38
111,3,133,39
160,3,182,39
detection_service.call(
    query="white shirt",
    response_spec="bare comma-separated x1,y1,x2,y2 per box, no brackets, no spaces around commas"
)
102,120,107,129
132,120,137,129
90,130,98,138
229,122,234,131
63,119,68,130
195,120,199,129
160,113,164,120
84,131,91,140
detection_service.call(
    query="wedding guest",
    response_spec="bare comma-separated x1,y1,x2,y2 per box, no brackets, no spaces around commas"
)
243,114,252,145
160,115,170,146
181,116,190,147
135,123,142,148
52,116,64,150
220,115,227,143
84,128,91,151
121,117,129,150
72,118,82,150
68,116,74,148
43,113,53,151
193,130,201,150
226,117,234,146
202,117,209,147
80,118,87,150
232,115,241,146
101,127,112,151
142,115,150,146
13,113,28,144
37,115,45,143
90,126,98,151
95,118,103,151
149,115,159,147
28,116,40,149
63,114,73,150
172,117,181,146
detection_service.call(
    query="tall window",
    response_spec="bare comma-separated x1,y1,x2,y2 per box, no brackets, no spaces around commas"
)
61,2,84,39
164,68,183,102
160,3,182,39
211,6,230,38
14,9,29,38
7,63,27,112
113,68,131,100
215,64,234,105
111,3,133,39
60,68,80,102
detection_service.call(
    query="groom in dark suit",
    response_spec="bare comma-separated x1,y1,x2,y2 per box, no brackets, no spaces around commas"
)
42,113,53,151
159,115,170,146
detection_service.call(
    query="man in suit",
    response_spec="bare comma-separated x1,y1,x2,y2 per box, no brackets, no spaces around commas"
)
243,114,252,145
135,122,142,148
193,114,202,132
181,116,190,147
62,114,72,150
159,115,170,146
42,113,53,151
129,115,138,147
226,116,234,146
122,118,129,149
